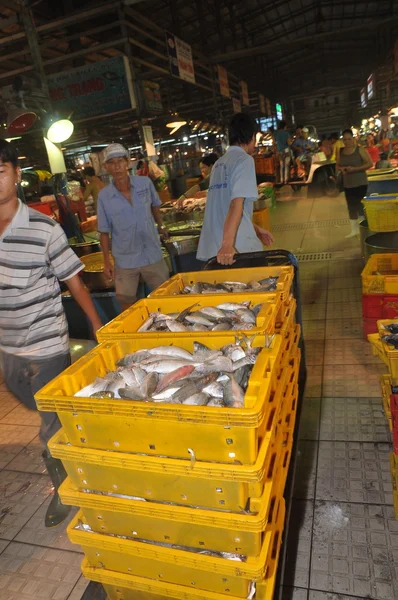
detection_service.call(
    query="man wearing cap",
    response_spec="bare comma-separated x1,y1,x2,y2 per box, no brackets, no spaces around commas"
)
97,144,169,310
292,127,315,178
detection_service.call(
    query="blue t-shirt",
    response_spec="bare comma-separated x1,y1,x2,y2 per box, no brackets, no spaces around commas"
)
97,175,163,269
274,130,291,152
196,146,262,262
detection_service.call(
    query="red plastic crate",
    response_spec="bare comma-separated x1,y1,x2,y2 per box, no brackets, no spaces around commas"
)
363,317,379,339
393,424,398,454
362,294,398,319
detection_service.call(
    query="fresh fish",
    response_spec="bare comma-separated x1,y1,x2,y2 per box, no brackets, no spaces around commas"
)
251,304,263,316
182,392,209,406
118,367,146,388
185,314,214,327
90,391,115,399
173,373,218,403
202,381,224,398
193,342,212,354
152,385,184,400
212,322,232,331
176,303,199,323
223,281,247,289
191,282,203,294
117,350,150,367
234,364,251,388
224,375,245,408
118,387,147,401
248,280,261,289
141,372,159,397
221,344,246,361
167,320,189,332
138,316,155,332
235,308,256,324
142,359,197,374
196,356,234,374
146,346,194,360
155,365,195,393
383,323,398,334
199,306,227,320
189,323,209,332
382,334,398,349
217,301,251,311
207,398,225,407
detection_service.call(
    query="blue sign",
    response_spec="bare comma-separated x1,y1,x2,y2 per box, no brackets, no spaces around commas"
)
47,56,136,121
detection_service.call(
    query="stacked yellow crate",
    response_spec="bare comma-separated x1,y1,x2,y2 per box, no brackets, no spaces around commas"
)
35,266,300,600
368,321,398,518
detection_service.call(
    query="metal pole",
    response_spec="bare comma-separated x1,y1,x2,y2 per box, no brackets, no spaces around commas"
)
20,0,50,100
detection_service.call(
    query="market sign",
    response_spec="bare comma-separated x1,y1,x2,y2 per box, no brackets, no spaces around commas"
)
240,81,249,106
367,73,375,100
276,103,283,121
217,65,230,97
166,32,195,84
232,97,241,114
142,80,163,114
360,87,367,108
47,56,136,121
259,94,266,114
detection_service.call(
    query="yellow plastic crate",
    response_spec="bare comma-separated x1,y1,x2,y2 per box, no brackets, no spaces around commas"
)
50,424,280,512
275,297,296,337
362,197,398,232
69,500,285,598
97,293,282,342
361,254,398,294
390,453,398,495
380,374,393,426
59,441,289,558
36,335,285,465
369,333,398,385
150,266,294,301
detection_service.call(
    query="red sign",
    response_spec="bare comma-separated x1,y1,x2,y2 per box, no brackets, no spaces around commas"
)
217,65,230,97
240,81,249,106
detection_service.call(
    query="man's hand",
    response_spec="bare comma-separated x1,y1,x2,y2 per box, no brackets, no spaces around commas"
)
103,262,114,280
345,166,355,173
217,243,237,265
159,227,169,240
91,317,103,342
255,227,274,247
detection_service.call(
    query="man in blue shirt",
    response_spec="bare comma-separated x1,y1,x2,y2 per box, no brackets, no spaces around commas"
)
97,144,169,310
197,113,273,265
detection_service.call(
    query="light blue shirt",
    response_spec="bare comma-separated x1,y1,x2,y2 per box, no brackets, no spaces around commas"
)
97,175,163,269
197,146,262,261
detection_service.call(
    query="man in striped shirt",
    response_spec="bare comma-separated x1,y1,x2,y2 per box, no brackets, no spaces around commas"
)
0,140,102,527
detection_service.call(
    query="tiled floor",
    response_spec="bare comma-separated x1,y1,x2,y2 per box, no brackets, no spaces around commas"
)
278,191,398,600
0,191,395,600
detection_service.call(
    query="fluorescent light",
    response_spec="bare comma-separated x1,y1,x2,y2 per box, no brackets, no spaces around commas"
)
47,119,74,143
5,136,22,142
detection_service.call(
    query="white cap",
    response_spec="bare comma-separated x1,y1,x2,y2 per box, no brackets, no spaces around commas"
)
103,143,129,162
302,127,309,133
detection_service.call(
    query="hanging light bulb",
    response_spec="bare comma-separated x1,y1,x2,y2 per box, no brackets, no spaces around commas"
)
166,112,187,135
47,118,74,144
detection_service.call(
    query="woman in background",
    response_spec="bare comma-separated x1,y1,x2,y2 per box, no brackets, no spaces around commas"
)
177,153,218,208
274,120,292,185
365,133,380,167
336,129,372,238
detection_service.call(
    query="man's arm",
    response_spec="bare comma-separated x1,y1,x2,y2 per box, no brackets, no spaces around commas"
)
65,274,102,339
100,232,114,280
217,197,244,265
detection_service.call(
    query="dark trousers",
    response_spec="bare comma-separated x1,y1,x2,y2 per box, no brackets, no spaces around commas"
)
0,352,71,446
344,185,368,220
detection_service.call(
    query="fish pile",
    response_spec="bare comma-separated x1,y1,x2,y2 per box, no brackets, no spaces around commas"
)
181,278,278,295
74,339,262,407
137,301,262,333
381,323,398,349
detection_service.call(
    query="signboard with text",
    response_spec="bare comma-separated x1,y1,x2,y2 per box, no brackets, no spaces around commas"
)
360,87,367,108
276,103,283,121
166,32,195,84
232,97,241,114
142,80,162,114
240,81,249,105
217,65,230,97
47,56,136,121
367,73,375,100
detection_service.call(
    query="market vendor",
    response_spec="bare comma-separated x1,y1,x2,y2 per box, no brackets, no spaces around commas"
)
197,113,273,266
97,143,169,311
0,139,102,529
176,153,218,209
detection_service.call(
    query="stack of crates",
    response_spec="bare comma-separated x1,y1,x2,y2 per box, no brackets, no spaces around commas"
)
368,321,398,520
361,254,398,338
35,265,300,600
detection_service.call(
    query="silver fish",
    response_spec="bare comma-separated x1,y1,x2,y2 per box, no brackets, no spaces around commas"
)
185,314,214,327
189,323,209,332
196,356,234,374
142,359,197,374
90,391,115,399
146,346,194,360
167,320,189,332
138,316,155,332
207,398,225,407
193,342,212,354
248,280,261,289
212,322,232,331
182,392,209,406
222,281,247,289
199,306,227,320
176,302,199,323
235,308,256,324
118,387,147,401
152,385,184,400
117,350,150,367
224,375,245,408
216,301,251,311
202,381,224,398
191,283,203,294
141,372,159,397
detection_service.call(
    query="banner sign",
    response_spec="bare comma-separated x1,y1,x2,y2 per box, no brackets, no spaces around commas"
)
232,97,241,114
217,65,230,97
48,56,136,121
276,103,283,120
259,94,266,114
240,81,249,105
166,32,195,84
367,73,375,100
360,87,367,108
142,80,163,113
142,125,156,157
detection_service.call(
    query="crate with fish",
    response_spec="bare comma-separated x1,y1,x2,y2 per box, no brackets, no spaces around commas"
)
96,294,282,342
275,296,296,337
380,374,393,427
49,422,283,512
36,334,289,465
361,254,398,295
59,436,289,558
149,266,294,302
67,498,285,598
369,321,398,384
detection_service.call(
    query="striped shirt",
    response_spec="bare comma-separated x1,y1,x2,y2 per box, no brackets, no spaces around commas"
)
0,200,83,358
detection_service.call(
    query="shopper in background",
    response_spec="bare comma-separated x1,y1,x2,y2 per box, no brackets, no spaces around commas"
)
376,152,393,170
197,113,274,265
292,127,314,177
274,120,292,185
176,153,218,208
320,135,332,159
336,128,373,238
365,133,381,167
330,132,344,161
0,139,102,528
98,144,169,311
83,166,106,213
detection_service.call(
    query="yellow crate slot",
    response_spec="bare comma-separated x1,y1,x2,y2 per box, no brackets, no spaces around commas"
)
149,266,294,302
362,198,398,233
361,254,398,295
97,294,282,342
369,332,398,385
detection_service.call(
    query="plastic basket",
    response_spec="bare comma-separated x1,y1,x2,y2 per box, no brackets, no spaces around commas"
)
380,374,393,426
275,297,296,337
50,424,284,512
361,254,398,295
68,499,285,598
36,335,293,465
362,197,398,232
97,294,282,342
59,441,289,558
369,330,398,385
149,266,294,302
362,294,398,319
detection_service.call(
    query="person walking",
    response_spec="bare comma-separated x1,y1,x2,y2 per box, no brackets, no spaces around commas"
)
97,144,169,311
0,139,102,527
274,120,292,185
336,129,372,238
196,113,273,265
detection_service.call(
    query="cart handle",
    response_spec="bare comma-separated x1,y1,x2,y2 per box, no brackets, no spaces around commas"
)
202,250,299,271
